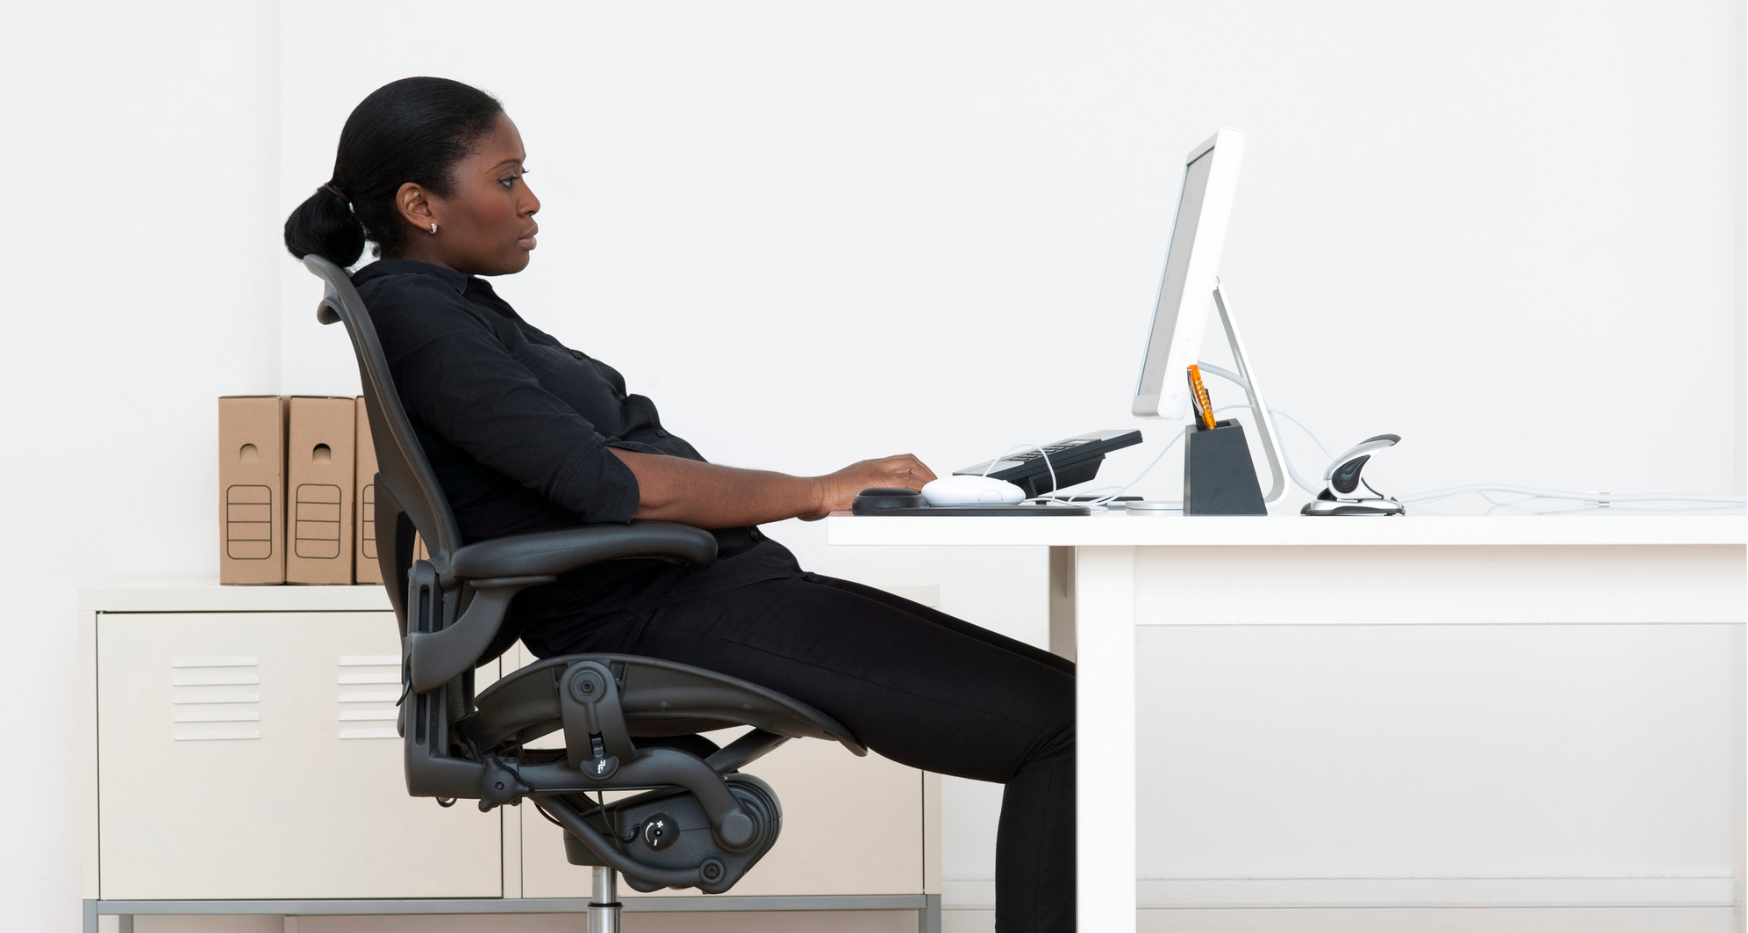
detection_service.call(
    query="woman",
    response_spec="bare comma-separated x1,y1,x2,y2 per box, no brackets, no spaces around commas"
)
284,77,1074,932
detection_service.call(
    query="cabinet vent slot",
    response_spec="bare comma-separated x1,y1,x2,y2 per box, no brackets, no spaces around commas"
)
337,656,400,740
337,672,399,685
171,657,261,741
338,690,399,703
338,710,397,721
173,656,259,668
339,727,399,740
173,672,260,687
175,727,261,742
174,709,261,724
174,691,260,705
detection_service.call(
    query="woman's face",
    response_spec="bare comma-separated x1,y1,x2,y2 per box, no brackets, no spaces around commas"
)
395,112,540,275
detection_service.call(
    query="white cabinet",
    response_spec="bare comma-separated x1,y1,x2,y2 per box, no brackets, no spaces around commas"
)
94,608,501,899
79,583,940,914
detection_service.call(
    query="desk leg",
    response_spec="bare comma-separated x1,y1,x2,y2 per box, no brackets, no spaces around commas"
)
1075,546,1136,932
1048,546,1076,661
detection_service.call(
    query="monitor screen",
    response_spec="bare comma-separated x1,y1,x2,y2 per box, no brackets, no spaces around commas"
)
1131,129,1244,421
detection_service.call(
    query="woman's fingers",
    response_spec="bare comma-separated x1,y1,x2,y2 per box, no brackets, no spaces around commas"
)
872,454,935,486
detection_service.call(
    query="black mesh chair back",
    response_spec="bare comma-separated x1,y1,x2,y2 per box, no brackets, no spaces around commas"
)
304,255,465,634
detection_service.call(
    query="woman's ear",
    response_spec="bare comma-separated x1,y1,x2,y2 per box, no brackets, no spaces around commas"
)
396,182,437,233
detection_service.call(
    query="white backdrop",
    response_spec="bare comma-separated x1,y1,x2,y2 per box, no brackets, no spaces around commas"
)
2,2,1742,930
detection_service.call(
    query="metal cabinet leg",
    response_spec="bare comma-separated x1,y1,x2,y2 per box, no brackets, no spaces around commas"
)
920,893,942,933
82,900,96,933
117,916,134,933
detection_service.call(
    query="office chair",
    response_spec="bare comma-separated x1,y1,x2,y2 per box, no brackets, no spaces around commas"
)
304,256,867,932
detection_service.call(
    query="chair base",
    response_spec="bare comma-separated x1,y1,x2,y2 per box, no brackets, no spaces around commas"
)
589,866,622,933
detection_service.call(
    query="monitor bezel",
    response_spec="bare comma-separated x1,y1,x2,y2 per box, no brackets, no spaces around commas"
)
1131,127,1247,420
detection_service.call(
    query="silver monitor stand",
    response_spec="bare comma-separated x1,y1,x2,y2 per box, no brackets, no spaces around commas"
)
1194,280,1287,504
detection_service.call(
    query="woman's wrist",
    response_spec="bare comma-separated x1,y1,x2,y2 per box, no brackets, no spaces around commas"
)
805,475,827,518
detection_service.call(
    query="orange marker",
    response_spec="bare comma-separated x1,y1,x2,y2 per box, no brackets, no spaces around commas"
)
1187,364,1216,430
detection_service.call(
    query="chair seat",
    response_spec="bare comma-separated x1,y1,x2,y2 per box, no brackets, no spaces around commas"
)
459,653,867,757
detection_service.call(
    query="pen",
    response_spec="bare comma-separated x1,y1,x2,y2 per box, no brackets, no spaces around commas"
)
1188,365,1216,431
1187,364,1216,430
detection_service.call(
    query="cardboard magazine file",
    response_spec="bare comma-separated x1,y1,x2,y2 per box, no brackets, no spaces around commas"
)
286,396,356,584
218,396,288,584
354,396,383,585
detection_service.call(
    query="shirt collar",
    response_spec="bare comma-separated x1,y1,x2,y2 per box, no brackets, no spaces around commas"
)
351,259,478,295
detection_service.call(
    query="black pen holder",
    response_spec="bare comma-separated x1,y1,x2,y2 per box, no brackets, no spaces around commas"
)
1183,419,1266,516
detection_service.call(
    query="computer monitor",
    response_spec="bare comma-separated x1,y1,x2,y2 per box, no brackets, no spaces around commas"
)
1132,128,1246,421
1130,127,1287,503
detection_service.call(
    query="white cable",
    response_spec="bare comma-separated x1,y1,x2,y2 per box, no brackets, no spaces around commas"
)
1398,485,1745,505
981,443,1058,501
1195,366,1326,497
1087,425,1188,505
1266,408,1334,462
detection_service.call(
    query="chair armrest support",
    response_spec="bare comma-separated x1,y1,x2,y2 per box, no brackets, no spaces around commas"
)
408,522,717,693
408,576,553,693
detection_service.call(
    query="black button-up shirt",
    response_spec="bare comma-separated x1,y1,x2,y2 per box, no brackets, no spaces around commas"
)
352,260,800,637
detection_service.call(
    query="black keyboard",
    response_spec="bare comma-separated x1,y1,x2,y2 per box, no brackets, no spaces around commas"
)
954,429,1143,498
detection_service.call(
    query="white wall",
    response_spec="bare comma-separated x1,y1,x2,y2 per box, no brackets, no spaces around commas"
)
0,4,281,931
0,2,1740,930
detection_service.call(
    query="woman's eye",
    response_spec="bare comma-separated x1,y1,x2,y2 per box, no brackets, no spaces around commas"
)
499,169,530,189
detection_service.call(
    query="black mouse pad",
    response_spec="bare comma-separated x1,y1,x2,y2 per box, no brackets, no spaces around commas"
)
850,503,1091,516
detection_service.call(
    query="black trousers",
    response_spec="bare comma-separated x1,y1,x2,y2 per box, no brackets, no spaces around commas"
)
527,572,1076,933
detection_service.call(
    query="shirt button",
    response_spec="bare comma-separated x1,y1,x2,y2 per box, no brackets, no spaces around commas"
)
655,429,668,438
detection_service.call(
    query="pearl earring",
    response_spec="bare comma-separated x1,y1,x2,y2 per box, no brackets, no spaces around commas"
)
429,222,438,234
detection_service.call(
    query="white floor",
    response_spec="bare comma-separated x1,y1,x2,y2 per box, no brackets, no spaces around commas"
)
942,907,1740,933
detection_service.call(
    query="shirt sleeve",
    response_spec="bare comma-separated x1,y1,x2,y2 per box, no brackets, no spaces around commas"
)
368,276,642,524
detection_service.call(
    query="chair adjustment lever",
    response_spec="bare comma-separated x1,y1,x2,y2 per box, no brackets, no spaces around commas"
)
560,661,636,776
478,756,530,812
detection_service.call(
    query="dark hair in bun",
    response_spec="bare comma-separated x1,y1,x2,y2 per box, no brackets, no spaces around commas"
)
283,76,503,266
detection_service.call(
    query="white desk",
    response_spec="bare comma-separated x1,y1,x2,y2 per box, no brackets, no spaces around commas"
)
826,511,1747,932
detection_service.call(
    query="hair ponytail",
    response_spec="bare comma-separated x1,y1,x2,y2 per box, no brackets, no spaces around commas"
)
283,182,367,267
281,77,503,267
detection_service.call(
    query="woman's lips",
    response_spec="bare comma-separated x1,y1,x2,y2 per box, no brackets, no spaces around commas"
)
518,226,538,250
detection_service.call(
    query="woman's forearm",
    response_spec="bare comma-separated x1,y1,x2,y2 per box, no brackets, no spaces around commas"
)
607,448,819,528
608,448,939,528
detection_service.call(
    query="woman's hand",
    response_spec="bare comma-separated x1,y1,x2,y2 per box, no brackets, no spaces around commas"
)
803,454,938,519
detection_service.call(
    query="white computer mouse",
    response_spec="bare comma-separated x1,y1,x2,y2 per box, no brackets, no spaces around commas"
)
921,475,1028,506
